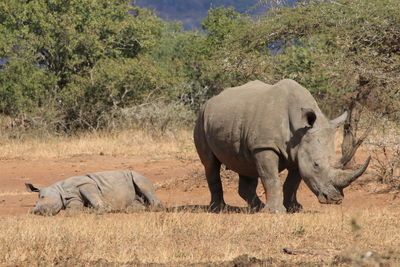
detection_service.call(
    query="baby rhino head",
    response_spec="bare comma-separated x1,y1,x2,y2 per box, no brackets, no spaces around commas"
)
25,183,64,216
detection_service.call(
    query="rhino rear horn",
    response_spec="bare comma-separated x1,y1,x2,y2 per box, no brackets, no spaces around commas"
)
25,183,40,193
334,156,371,188
330,110,348,128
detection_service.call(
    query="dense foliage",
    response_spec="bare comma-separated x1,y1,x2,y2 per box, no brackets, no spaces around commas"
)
0,0,399,135
0,0,166,131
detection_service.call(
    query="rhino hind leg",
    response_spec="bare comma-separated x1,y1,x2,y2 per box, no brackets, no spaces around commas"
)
238,175,264,212
205,157,226,212
194,116,225,212
131,173,161,207
283,169,303,213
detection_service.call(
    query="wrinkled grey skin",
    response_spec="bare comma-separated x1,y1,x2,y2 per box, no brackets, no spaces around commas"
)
194,79,370,213
26,170,161,216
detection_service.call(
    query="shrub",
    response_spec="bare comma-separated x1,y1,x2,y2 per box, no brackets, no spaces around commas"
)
368,121,400,190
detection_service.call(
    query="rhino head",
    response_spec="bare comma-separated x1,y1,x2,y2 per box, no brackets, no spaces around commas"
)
296,109,370,204
25,183,64,216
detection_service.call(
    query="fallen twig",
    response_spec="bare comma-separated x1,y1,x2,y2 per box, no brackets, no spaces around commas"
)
282,248,332,256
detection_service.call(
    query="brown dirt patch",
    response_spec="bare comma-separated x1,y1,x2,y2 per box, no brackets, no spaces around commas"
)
1,154,399,216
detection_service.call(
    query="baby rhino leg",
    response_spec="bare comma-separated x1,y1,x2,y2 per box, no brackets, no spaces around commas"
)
126,200,146,213
79,183,110,212
65,199,84,215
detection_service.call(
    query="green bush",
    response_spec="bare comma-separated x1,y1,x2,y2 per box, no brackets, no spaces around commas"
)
0,0,165,132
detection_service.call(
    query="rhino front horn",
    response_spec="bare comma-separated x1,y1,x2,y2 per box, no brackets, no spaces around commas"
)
334,156,371,188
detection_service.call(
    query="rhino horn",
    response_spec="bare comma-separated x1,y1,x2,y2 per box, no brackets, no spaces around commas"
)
334,156,371,188
330,110,348,128
339,145,360,167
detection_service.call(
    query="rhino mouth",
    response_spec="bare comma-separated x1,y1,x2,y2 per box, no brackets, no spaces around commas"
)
32,206,59,216
302,178,343,205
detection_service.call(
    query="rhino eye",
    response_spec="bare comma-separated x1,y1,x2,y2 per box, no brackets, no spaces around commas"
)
313,162,320,168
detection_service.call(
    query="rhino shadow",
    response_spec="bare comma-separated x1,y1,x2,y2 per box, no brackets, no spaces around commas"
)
165,204,250,213
162,204,320,214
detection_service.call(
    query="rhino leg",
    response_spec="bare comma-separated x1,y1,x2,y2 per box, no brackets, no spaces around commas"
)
79,183,109,212
205,157,225,212
194,118,225,212
238,175,264,212
66,199,83,210
283,169,303,213
126,200,146,213
254,150,286,214
65,200,84,215
132,173,161,207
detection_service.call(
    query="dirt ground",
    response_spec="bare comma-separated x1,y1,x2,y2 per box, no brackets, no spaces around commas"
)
1,154,399,216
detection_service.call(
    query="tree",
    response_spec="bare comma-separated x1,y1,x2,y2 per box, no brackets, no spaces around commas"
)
0,0,166,130
202,7,249,48
207,0,400,165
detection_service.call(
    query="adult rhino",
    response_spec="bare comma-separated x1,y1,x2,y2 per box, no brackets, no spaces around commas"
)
194,79,370,213
26,170,160,215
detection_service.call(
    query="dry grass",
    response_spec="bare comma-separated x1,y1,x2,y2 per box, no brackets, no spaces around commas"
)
0,208,399,266
0,130,196,160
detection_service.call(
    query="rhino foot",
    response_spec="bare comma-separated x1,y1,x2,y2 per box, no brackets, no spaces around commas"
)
92,203,113,214
263,203,287,214
209,202,226,213
65,207,84,216
247,202,265,213
284,202,303,213
284,201,303,213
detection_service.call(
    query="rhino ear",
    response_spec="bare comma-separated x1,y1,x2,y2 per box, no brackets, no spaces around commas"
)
25,183,40,193
301,108,316,127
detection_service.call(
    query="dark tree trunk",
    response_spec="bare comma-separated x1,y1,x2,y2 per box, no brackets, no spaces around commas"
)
341,102,357,168
340,75,372,169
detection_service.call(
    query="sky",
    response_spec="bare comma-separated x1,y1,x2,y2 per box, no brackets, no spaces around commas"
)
134,0,291,30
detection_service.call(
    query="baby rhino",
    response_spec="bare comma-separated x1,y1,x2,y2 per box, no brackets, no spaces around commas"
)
26,170,160,216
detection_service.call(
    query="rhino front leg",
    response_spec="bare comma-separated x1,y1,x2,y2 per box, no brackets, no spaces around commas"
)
283,169,303,213
238,175,264,212
126,200,146,213
65,199,84,215
254,149,286,214
79,184,109,212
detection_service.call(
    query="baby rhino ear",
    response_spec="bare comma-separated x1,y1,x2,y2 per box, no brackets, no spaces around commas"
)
25,183,40,193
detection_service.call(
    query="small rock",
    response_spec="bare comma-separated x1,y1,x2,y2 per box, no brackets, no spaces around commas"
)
365,251,373,258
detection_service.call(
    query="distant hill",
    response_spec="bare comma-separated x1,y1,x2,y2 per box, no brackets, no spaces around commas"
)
135,0,298,30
